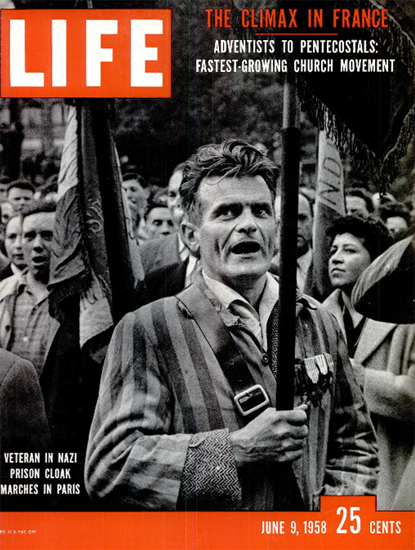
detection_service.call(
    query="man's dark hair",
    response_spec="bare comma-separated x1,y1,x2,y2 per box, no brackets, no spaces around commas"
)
7,179,35,195
21,200,57,221
122,172,147,188
328,215,392,261
144,190,169,220
180,139,278,223
345,188,374,214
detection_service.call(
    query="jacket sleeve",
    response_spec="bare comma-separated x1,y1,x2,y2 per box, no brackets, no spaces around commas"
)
359,330,415,421
323,326,379,496
85,309,241,510
1,356,51,454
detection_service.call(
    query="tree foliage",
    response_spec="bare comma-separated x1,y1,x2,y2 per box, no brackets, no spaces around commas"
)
113,1,284,185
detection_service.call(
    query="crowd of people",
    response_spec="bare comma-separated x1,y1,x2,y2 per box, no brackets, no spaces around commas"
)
0,138,414,512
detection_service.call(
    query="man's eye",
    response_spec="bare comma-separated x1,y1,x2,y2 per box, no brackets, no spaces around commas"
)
254,206,271,217
218,206,237,218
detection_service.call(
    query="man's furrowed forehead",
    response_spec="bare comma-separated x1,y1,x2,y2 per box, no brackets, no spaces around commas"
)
23,212,55,231
198,175,272,205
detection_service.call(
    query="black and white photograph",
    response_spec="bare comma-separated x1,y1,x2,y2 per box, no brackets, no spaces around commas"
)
0,0,414,548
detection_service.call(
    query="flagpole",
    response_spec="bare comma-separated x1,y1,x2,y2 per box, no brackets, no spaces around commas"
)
276,71,300,411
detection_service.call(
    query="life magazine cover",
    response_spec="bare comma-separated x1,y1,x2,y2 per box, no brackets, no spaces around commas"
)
0,1,414,549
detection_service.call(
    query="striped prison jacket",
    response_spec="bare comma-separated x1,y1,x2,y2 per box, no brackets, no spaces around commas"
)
85,277,378,510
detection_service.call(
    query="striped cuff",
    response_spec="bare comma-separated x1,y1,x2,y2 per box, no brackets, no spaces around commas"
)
178,429,242,510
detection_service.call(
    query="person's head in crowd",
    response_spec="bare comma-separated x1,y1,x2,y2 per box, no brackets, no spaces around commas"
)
122,173,147,226
0,200,14,227
167,162,186,229
144,195,175,240
371,191,396,213
122,173,147,207
4,214,26,272
345,188,373,218
297,191,314,258
180,139,277,297
7,180,35,213
379,202,412,241
21,201,56,284
328,215,391,296
274,190,313,259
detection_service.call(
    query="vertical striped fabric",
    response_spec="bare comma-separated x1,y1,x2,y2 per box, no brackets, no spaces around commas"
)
85,283,378,510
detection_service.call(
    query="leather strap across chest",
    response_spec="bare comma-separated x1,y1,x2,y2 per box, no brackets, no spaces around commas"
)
176,285,269,415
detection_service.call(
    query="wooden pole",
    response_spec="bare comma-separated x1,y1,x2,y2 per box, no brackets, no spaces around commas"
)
276,72,301,410
272,72,303,511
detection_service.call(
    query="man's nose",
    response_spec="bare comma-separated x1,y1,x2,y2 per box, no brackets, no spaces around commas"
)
33,235,45,250
237,208,257,232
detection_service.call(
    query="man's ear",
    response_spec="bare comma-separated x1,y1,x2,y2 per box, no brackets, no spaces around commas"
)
180,219,200,257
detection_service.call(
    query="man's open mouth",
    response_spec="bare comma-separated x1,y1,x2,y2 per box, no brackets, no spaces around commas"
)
32,256,47,265
231,241,261,255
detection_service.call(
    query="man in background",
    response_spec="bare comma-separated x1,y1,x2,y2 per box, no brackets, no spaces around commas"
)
0,201,57,375
273,191,314,294
1,214,26,281
139,162,196,302
144,196,175,240
345,188,373,218
7,180,35,213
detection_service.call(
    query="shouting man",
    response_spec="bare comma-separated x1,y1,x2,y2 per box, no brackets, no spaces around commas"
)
85,140,377,511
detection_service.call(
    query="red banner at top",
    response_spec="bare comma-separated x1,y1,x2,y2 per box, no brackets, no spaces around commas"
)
0,10,171,98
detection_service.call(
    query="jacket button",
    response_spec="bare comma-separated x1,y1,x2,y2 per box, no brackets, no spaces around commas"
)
262,354,269,365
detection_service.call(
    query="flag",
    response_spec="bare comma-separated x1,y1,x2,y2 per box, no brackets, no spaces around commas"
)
312,131,346,301
352,235,415,324
49,99,145,361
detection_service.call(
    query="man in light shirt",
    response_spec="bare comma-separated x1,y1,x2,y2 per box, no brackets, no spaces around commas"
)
0,202,56,374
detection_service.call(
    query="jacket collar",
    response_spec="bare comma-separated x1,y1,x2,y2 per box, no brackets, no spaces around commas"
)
184,272,317,321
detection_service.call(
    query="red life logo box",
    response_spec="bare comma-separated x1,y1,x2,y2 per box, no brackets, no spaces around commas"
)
0,9,171,98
